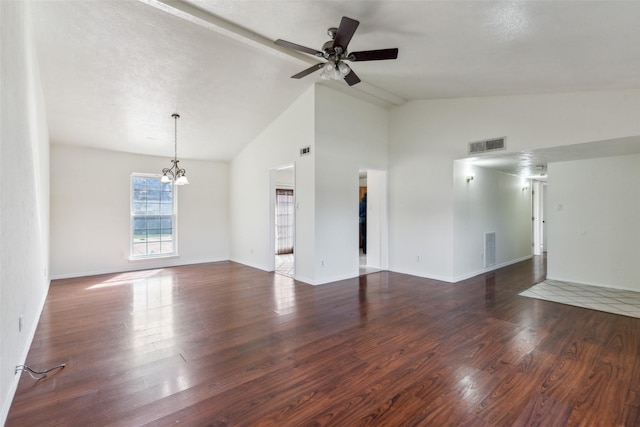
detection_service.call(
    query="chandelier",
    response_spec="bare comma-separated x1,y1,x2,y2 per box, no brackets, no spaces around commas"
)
161,113,189,185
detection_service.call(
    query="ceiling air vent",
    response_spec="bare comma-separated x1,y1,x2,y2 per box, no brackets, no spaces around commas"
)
468,137,506,155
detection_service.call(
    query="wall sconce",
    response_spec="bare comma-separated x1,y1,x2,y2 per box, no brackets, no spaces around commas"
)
466,175,474,183
522,180,530,191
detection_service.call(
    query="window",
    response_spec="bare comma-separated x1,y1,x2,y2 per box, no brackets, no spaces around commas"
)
130,174,176,258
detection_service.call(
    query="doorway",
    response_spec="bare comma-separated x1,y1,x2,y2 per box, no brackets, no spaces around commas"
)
532,180,547,256
271,165,295,277
358,169,388,275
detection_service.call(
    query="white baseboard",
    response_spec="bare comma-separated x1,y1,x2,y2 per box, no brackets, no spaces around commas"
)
387,267,455,284
545,275,639,293
388,255,533,284
452,256,532,283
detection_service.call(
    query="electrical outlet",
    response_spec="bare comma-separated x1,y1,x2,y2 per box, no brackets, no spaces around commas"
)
18,315,23,333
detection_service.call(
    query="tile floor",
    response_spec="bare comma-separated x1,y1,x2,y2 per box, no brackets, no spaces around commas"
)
275,253,294,277
520,279,640,318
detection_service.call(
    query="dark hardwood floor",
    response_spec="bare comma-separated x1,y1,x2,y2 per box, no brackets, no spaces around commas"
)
7,257,640,426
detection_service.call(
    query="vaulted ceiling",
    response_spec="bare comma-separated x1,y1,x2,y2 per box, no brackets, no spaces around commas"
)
32,1,640,164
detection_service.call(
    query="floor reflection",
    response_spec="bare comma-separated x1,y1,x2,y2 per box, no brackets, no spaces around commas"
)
131,274,176,352
87,268,165,290
484,273,496,309
359,276,370,322
273,274,297,315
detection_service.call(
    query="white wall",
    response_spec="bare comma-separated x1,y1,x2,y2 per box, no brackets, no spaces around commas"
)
230,86,316,279
275,167,294,188
0,2,51,423
453,163,532,281
547,154,640,290
314,85,389,284
230,85,388,285
50,145,229,278
389,89,640,282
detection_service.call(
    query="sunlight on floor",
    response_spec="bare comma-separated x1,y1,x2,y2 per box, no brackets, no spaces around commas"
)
86,268,166,290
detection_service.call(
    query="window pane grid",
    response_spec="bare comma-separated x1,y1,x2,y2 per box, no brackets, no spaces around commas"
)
131,175,176,258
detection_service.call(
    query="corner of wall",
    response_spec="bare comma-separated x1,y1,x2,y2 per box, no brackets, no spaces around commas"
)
1,1,52,423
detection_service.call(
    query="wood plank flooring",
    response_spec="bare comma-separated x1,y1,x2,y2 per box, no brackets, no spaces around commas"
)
7,257,640,426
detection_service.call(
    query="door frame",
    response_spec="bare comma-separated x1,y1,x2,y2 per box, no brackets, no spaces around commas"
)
269,164,295,273
359,169,389,271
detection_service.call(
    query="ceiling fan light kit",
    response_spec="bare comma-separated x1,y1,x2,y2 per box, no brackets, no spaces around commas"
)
275,16,398,86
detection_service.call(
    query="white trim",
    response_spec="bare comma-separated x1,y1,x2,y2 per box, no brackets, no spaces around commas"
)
388,255,533,284
228,258,271,273
544,275,639,293
130,173,178,259
301,272,362,286
452,255,532,283
128,254,180,262
388,267,456,284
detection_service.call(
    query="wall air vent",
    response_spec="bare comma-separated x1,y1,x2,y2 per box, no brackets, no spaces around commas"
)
468,137,506,155
485,232,496,268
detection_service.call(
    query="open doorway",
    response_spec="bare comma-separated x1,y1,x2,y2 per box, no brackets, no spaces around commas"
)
532,180,547,255
359,174,367,269
272,165,295,277
359,169,388,275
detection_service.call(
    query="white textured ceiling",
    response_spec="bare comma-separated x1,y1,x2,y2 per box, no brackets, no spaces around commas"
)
32,0,640,164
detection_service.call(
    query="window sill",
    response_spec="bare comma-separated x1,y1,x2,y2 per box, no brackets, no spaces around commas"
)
128,254,180,262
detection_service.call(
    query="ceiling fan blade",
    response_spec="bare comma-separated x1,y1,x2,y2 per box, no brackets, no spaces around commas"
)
333,16,359,51
291,63,325,79
348,48,399,62
343,69,361,86
275,39,323,57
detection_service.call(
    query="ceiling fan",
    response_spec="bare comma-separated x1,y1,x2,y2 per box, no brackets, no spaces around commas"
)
275,16,399,86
